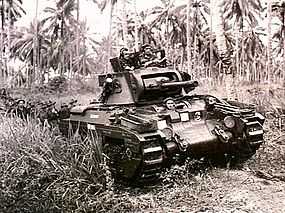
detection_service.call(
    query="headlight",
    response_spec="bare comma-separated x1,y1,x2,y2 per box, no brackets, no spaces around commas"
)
208,97,216,105
161,127,173,139
224,116,235,129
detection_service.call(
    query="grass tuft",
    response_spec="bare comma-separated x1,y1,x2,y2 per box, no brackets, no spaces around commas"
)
0,115,107,213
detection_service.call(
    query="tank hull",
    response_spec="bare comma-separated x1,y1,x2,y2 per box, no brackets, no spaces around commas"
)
59,95,264,181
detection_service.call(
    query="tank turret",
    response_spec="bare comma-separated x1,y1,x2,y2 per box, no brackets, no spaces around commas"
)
97,66,199,106
58,51,265,182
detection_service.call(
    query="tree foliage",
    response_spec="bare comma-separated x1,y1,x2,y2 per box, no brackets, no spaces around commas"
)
0,0,285,87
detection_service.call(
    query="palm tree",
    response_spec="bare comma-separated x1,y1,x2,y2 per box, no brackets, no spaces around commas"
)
146,1,190,72
267,0,273,84
212,0,237,100
76,0,80,74
242,29,265,81
138,23,156,46
73,20,100,76
189,0,209,78
272,1,285,82
33,0,39,85
133,0,139,51
149,0,210,77
93,36,110,72
95,0,130,72
104,0,116,72
112,6,132,49
115,0,139,50
209,0,214,81
0,0,6,79
42,0,76,75
0,0,25,79
187,0,192,76
223,0,262,28
222,0,262,80
1,0,26,50
6,0,26,50
11,22,51,86
121,0,128,47
73,52,97,76
147,0,176,50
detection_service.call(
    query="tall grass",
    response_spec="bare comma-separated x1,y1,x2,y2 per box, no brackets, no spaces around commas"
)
0,116,106,212
0,85,284,212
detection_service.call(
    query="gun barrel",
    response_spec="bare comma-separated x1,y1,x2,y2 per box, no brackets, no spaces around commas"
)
161,80,198,88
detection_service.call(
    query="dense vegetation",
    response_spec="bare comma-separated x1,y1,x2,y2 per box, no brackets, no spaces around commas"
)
0,115,107,212
0,0,284,90
0,91,284,212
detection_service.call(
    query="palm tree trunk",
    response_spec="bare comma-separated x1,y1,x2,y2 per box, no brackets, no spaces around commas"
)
193,33,198,79
193,9,199,80
0,0,4,80
181,46,185,71
212,0,227,57
69,47,73,80
267,0,272,85
39,49,44,84
133,0,139,51
209,0,214,85
283,13,285,86
186,0,192,76
106,2,115,73
241,20,245,82
60,11,65,76
33,0,39,86
235,23,240,81
7,2,12,77
253,55,257,82
212,0,237,100
122,0,128,48
76,0,80,76
83,36,86,77
0,31,3,80
47,51,50,83
166,18,170,57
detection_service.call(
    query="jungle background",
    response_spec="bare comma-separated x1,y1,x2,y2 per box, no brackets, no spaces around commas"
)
0,0,285,212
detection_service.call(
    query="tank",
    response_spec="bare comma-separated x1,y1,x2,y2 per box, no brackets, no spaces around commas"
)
58,53,265,182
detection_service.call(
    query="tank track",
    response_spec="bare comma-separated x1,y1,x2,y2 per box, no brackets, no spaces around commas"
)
139,135,164,181
104,135,166,182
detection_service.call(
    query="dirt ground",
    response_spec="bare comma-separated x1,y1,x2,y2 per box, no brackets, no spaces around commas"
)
214,171,285,213
115,168,285,213
184,169,285,213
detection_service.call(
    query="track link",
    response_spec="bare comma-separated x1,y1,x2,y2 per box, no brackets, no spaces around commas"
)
139,136,164,181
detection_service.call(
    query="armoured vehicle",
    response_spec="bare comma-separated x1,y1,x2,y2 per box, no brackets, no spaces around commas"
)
58,51,265,182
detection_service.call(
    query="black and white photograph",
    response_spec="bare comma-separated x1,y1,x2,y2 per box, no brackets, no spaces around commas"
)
0,0,284,212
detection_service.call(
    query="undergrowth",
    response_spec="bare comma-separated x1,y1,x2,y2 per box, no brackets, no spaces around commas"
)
0,116,107,213
1,115,283,212
245,118,285,180
0,85,284,212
